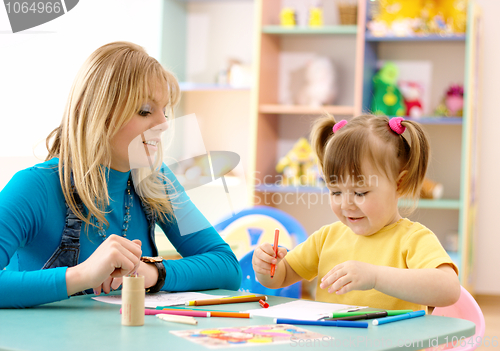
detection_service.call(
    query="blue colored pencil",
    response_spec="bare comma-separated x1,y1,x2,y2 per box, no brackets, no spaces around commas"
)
275,318,368,328
372,310,426,325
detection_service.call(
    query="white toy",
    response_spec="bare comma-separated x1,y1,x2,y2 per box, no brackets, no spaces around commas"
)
399,81,423,118
367,20,389,36
391,18,415,37
297,56,337,107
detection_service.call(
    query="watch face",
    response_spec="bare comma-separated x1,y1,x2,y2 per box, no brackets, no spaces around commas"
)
142,256,163,263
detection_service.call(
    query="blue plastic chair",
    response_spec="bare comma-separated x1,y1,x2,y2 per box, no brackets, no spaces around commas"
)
215,206,308,298
215,206,308,248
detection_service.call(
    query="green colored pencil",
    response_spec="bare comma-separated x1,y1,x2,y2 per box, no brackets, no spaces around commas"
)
329,309,413,318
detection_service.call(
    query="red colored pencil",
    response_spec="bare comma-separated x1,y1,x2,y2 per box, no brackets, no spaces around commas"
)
270,228,280,278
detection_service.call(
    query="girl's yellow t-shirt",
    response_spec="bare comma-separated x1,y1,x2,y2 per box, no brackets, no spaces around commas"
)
285,218,458,311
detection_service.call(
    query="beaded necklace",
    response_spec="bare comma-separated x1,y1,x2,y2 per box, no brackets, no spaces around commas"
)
93,175,133,240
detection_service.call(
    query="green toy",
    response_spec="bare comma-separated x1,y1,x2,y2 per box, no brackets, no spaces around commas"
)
371,62,406,116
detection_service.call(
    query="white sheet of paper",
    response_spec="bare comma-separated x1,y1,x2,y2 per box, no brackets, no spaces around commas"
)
92,291,227,308
243,300,366,321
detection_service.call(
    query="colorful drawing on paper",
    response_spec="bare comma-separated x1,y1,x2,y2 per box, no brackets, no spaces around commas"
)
170,324,329,348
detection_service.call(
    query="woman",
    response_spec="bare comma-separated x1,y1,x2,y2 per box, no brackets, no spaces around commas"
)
0,41,242,308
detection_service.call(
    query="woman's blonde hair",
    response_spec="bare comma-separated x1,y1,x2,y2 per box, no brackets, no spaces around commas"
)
45,41,181,229
310,114,429,204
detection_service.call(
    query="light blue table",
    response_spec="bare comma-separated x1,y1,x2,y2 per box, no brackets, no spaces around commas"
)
0,290,475,351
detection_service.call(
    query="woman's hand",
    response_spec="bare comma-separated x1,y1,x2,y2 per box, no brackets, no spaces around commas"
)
93,276,122,295
252,243,288,276
65,235,142,296
92,260,159,295
319,260,378,295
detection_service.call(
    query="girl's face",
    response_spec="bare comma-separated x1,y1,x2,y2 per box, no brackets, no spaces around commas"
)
110,84,169,172
327,162,401,236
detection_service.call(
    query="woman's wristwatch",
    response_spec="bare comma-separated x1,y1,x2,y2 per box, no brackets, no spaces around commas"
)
140,256,166,293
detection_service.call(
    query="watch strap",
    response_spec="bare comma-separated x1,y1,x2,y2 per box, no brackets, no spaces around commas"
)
141,256,166,293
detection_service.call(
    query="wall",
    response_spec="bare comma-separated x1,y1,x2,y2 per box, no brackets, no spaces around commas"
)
471,0,500,295
171,0,255,213
0,0,163,157
0,0,164,187
185,0,254,84
179,90,252,180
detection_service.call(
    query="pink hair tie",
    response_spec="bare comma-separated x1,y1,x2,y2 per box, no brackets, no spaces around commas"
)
332,120,347,134
389,117,406,135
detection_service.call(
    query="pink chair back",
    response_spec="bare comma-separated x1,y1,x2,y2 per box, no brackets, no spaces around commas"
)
426,286,485,351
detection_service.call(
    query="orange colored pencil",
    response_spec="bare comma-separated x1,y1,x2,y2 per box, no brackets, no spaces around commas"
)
159,308,251,318
209,311,251,318
186,295,267,306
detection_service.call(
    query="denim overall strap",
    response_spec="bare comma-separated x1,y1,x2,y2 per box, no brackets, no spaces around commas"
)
139,198,159,257
42,188,84,271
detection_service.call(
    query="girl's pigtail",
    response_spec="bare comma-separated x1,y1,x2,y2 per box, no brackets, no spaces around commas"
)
399,120,430,199
310,114,337,171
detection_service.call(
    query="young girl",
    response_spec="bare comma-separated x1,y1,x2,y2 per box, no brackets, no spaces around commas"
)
253,114,460,311
0,42,241,308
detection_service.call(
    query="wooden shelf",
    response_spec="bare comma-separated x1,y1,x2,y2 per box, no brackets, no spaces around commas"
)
366,33,466,42
398,199,461,210
259,104,355,115
387,116,463,125
262,25,358,35
255,185,461,210
179,82,251,92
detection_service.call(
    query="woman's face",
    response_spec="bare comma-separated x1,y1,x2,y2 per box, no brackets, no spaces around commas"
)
110,84,169,172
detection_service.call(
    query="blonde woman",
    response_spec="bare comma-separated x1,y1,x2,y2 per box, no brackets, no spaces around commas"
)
0,42,242,308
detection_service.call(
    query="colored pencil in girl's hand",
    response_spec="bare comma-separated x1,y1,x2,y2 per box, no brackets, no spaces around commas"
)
270,228,280,278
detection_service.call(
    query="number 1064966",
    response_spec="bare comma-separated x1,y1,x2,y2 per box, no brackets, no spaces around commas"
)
5,2,62,14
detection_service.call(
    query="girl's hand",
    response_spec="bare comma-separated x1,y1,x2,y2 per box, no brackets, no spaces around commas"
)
319,260,378,295
252,243,288,276
66,235,142,296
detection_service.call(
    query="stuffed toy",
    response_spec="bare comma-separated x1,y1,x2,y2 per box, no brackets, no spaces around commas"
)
367,0,466,36
420,178,444,199
391,18,415,36
435,84,464,117
280,7,296,27
296,56,337,107
446,0,467,33
308,7,323,27
367,20,389,36
276,138,319,186
371,62,406,116
399,81,423,118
